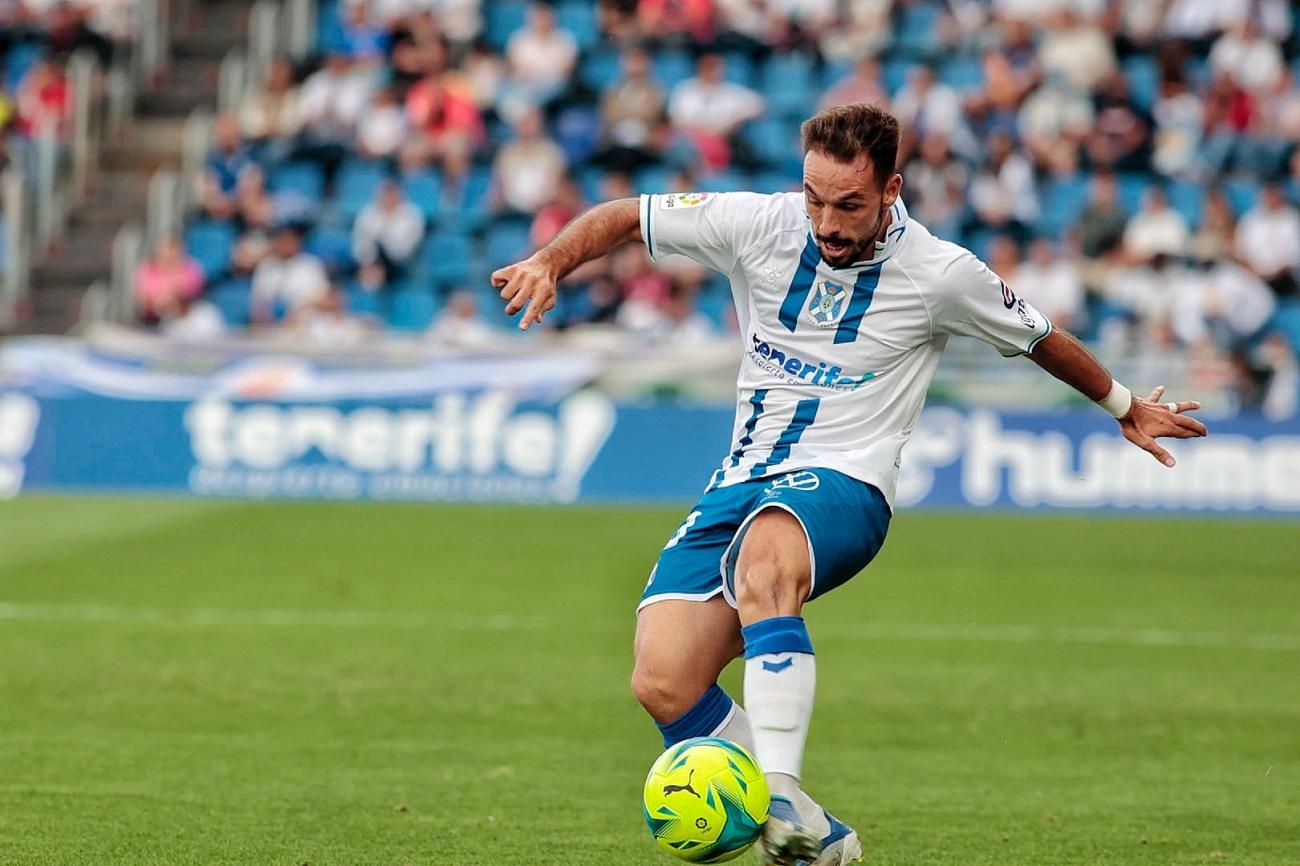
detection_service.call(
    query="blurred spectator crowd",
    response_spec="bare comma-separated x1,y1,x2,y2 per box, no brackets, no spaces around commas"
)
1,1,135,272
131,0,1300,411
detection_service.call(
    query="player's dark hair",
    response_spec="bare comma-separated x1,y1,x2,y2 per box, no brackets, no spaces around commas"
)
801,104,900,181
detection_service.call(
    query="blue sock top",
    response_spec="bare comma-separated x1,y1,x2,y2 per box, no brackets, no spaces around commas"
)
655,683,734,747
742,615,814,658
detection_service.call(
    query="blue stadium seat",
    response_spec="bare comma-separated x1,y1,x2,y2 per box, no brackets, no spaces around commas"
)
1166,179,1204,225
1035,174,1089,238
1123,55,1160,112
437,167,493,231
751,171,799,194
821,61,853,92
579,48,623,92
185,220,238,280
554,106,600,165
653,50,694,92
335,159,389,220
387,289,438,331
939,57,984,92
1273,302,1300,353
268,162,325,202
895,1,943,57
1117,172,1152,215
575,166,605,203
556,0,599,50
634,166,676,194
762,53,816,119
883,59,915,99
485,0,529,50
485,222,533,269
305,225,353,272
723,52,753,87
420,231,474,290
697,293,732,330
401,169,442,221
1223,178,1259,215
344,286,384,318
208,278,251,326
741,118,800,170
314,0,347,55
698,171,746,193
5,41,45,91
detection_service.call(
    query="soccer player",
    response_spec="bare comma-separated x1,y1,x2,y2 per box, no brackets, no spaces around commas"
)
493,104,1207,865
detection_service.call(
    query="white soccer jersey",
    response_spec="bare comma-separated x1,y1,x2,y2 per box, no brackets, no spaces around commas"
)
639,191,1053,507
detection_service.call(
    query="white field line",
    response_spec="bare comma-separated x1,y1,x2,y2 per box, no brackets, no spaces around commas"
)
0,601,1297,652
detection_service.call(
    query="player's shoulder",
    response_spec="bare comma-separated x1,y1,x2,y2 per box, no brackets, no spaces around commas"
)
655,189,802,221
893,217,997,297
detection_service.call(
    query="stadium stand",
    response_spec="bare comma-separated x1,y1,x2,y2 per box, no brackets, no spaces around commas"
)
2,0,1298,414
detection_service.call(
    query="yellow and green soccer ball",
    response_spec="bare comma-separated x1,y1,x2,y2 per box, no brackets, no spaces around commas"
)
643,737,770,862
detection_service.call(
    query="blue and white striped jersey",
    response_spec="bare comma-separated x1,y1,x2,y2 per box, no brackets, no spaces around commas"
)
639,191,1053,507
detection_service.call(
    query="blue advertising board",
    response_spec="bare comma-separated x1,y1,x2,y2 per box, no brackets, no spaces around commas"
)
3,387,1299,514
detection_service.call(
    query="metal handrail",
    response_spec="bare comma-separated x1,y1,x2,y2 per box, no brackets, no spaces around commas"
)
1,170,29,330
218,51,248,114
109,224,145,324
179,108,213,219
67,51,99,209
247,1,281,95
134,0,167,85
284,0,316,59
146,170,181,250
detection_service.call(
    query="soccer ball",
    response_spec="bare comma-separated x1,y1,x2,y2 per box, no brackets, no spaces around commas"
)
643,737,770,862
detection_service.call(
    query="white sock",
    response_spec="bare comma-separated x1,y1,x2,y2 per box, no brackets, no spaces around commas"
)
744,651,816,781
717,693,829,834
710,700,756,754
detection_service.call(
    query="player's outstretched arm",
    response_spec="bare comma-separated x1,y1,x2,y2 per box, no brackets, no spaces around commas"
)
1028,329,1208,467
493,197,642,330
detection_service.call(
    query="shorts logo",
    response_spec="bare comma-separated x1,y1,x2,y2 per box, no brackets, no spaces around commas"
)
1001,280,1017,309
807,279,848,327
661,192,711,209
766,471,820,492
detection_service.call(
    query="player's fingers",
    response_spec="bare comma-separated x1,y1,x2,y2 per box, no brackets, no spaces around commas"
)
519,288,552,330
1147,385,1166,402
503,280,535,315
1169,400,1200,414
499,272,529,302
1139,434,1175,467
1169,413,1208,437
491,266,513,289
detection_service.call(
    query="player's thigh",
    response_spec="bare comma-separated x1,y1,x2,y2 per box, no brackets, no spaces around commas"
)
632,597,744,721
723,469,891,607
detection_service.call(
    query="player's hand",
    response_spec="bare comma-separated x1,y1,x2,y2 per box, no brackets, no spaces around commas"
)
1116,385,1208,468
493,254,558,331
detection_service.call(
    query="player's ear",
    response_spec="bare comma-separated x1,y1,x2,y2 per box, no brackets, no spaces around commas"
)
882,173,903,208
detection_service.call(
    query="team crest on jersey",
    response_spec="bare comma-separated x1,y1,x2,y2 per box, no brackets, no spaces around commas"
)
661,192,711,209
807,279,848,327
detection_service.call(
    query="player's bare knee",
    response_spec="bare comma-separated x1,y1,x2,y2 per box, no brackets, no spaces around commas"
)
630,661,696,722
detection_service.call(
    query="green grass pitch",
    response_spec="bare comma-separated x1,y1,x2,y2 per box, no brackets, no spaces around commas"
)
1,496,1297,865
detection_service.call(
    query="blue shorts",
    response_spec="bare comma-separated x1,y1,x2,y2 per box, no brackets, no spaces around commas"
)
639,468,892,612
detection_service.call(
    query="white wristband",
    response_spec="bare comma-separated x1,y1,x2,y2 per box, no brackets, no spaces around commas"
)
1097,380,1133,419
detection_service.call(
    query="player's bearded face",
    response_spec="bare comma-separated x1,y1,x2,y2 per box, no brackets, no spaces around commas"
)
803,151,898,268
814,203,889,268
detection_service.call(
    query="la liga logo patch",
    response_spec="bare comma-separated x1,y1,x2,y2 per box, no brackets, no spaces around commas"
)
661,192,712,209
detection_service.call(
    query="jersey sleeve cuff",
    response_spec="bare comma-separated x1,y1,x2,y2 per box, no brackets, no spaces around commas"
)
1025,318,1054,354
998,318,1054,358
640,193,657,262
